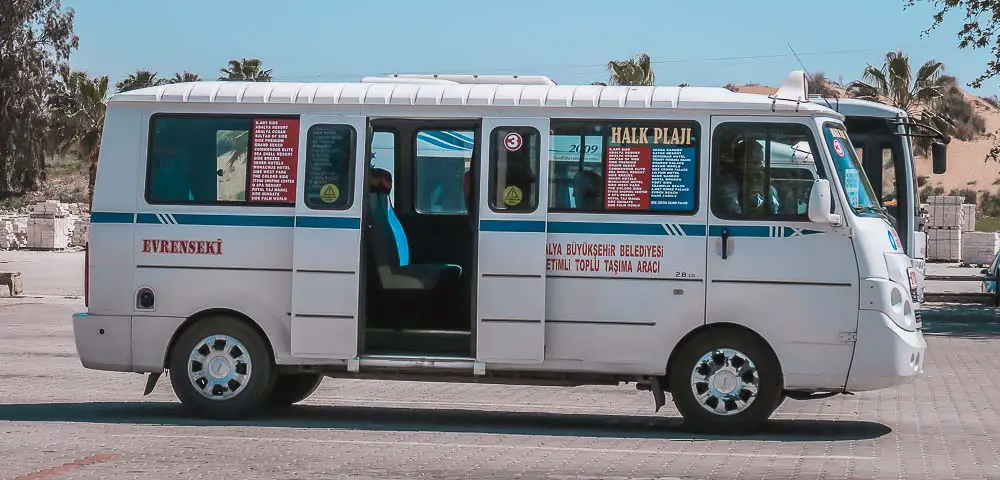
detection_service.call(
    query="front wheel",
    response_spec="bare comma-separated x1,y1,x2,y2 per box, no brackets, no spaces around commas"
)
668,328,783,433
167,315,276,419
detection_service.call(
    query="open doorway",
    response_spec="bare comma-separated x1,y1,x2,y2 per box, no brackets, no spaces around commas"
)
361,119,480,357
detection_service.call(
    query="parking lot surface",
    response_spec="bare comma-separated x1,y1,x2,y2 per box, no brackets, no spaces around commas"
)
2,251,1000,479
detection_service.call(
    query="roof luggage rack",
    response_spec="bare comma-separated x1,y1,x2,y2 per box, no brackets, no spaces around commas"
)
361,73,558,85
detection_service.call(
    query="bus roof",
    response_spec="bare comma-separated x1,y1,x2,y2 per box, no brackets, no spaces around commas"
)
109,71,843,118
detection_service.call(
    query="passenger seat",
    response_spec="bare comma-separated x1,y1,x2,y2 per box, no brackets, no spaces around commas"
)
366,168,462,290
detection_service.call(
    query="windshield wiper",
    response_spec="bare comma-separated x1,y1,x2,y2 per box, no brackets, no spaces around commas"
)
855,204,888,218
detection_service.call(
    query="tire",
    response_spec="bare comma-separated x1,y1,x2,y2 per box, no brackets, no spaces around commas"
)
668,328,783,433
167,315,276,419
268,373,323,407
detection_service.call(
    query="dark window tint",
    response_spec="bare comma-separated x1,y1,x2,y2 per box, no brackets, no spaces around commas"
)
489,127,540,212
146,115,300,205
711,123,821,220
304,124,356,210
548,121,700,214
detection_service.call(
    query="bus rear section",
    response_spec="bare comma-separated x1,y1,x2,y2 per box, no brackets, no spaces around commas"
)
73,75,927,433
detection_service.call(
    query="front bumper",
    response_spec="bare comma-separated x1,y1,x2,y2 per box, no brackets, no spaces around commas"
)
846,310,926,392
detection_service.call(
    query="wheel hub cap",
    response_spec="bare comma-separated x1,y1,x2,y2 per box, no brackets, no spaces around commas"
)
207,356,232,379
187,334,252,401
690,348,760,416
712,370,739,394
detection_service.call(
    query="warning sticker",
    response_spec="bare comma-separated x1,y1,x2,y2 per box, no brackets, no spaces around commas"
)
319,183,340,203
503,185,523,206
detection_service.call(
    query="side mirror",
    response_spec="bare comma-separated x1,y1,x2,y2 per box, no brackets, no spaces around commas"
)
932,141,947,174
808,179,842,225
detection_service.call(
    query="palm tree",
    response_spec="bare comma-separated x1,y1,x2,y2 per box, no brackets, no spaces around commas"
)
846,50,945,116
218,58,272,82
115,70,166,93
607,53,655,86
168,71,201,83
50,70,110,203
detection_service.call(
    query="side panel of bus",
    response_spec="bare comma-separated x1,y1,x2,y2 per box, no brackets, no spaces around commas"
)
289,115,368,359
476,118,550,363
705,116,860,390
131,110,300,370
76,104,144,372
541,116,708,371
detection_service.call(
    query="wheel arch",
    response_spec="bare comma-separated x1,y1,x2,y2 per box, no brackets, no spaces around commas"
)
163,308,276,367
664,322,783,384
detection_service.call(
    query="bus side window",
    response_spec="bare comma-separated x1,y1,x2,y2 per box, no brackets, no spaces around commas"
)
370,131,396,205
415,129,473,215
303,124,355,210
148,115,258,204
489,128,540,212
548,134,603,210
711,123,820,220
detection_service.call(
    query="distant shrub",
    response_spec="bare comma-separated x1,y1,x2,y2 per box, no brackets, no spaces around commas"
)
919,185,946,203
950,188,978,205
985,95,1000,110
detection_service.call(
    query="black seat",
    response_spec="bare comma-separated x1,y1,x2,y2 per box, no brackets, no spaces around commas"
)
366,168,462,291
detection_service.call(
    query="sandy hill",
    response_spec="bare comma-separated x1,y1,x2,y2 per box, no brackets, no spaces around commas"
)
728,83,1000,196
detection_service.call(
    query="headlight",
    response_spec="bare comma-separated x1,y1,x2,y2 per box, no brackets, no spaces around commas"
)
862,278,917,332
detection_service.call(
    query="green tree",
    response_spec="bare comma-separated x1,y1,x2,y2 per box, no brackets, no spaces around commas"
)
606,53,655,86
0,0,78,195
906,1,1000,161
115,70,165,93
846,49,946,116
218,58,272,81
906,1,1000,88
49,70,109,202
168,71,201,83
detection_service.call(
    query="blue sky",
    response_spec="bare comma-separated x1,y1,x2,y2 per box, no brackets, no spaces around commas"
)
63,0,998,94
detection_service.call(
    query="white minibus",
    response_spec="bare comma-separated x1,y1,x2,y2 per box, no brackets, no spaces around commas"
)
74,71,926,432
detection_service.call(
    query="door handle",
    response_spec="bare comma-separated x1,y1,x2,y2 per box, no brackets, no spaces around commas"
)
721,228,730,260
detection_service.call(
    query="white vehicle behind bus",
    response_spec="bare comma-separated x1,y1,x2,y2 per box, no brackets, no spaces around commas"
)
807,96,950,306
74,71,925,432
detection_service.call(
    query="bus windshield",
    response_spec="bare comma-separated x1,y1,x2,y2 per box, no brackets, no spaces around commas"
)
822,123,882,218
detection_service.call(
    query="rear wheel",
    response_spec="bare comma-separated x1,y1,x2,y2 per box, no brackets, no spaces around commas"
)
268,373,323,407
167,315,276,419
668,328,783,433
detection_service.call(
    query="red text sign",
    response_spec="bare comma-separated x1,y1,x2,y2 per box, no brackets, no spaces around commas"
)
249,118,299,203
142,239,224,255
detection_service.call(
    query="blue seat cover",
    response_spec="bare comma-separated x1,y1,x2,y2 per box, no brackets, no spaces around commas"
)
386,206,409,267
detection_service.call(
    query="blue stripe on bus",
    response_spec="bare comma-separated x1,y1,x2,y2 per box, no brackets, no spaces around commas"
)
479,219,547,233
548,222,668,235
90,212,134,224
93,212,824,238
296,216,362,229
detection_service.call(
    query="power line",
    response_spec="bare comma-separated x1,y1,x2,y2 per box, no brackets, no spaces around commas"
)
267,45,925,82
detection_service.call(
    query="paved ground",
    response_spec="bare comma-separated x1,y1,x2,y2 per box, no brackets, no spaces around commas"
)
924,262,990,295
1,252,1000,479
